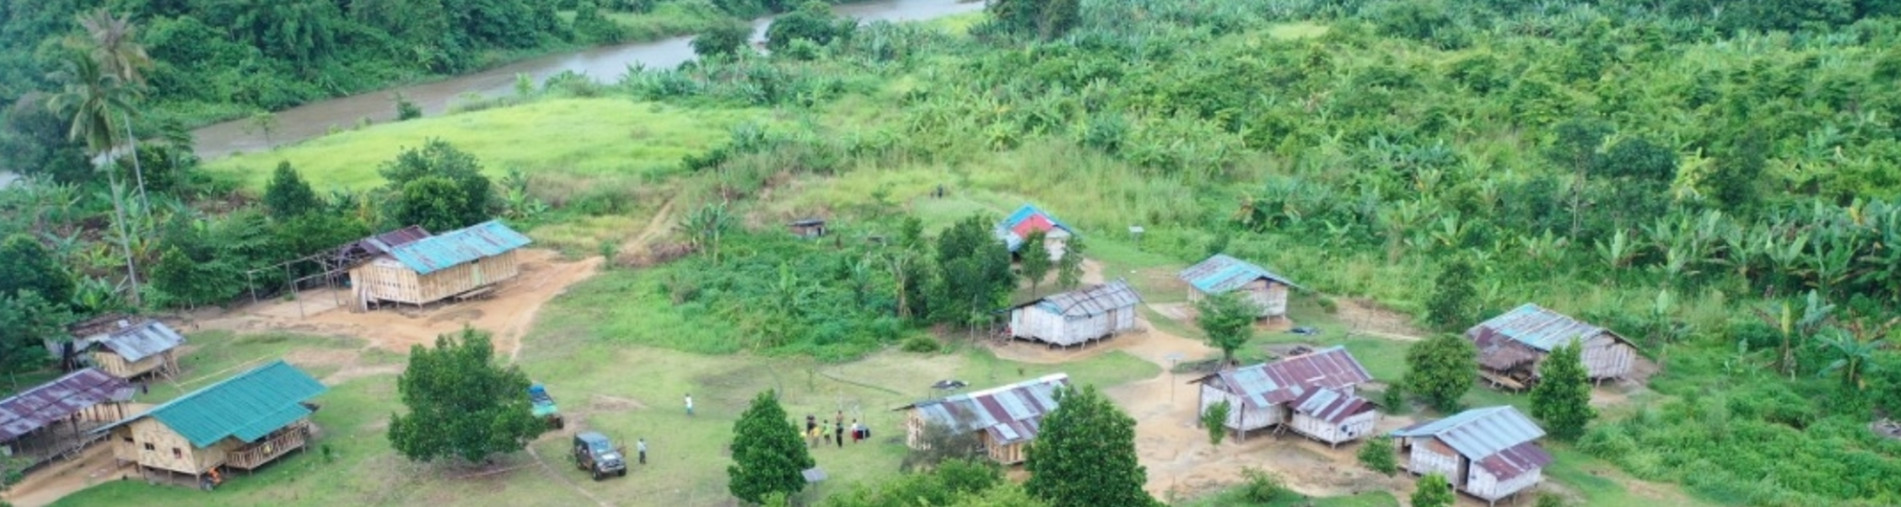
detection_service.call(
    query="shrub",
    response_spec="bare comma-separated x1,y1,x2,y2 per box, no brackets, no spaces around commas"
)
394,93,422,121
901,335,940,353
1201,400,1230,445
1238,467,1285,503
1358,436,1398,475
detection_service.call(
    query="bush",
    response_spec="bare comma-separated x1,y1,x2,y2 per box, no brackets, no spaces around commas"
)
901,335,940,353
394,93,422,121
1358,436,1398,475
1238,467,1285,503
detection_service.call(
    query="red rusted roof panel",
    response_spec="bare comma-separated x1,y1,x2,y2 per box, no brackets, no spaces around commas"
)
0,368,134,442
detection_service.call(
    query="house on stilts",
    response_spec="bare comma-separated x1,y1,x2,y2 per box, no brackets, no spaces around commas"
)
1389,405,1552,506
1191,346,1375,442
1466,303,1639,388
347,220,530,310
995,204,1075,262
1179,254,1300,321
0,369,136,471
84,319,187,379
1008,280,1142,348
897,373,1069,465
95,360,326,485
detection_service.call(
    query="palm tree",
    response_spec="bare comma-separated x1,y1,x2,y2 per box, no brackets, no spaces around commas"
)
75,8,153,211
48,54,143,306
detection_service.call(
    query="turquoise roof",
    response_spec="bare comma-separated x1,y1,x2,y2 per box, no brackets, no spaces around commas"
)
386,220,531,275
1178,254,1300,293
99,360,326,448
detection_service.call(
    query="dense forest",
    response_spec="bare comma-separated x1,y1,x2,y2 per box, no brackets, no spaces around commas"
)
5,0,1901,504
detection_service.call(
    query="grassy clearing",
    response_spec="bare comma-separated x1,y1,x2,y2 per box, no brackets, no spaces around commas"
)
1179,489,1399,507
205,99,761,192
141,331,364,402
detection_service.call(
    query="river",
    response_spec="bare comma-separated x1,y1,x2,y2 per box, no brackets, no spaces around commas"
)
189,0,983,160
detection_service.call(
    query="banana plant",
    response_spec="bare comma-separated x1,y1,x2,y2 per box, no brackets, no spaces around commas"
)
1815,326,1884,390
1595,229,1636,272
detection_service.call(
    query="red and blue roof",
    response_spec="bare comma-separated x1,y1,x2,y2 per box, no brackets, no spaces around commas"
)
995,205,1075,252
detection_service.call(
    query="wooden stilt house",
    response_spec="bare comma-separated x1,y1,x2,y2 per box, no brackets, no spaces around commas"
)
1287,387,1380,447
0,369,135,469
1179,254,1300,321
348,220,530,309
95,360,326,483
86,320,186,379
897,373,1069,465
1389,406,1551,506
1191,346,1373,440
1467,303,1639,383
995,205,1075,262
1008,280,1142,347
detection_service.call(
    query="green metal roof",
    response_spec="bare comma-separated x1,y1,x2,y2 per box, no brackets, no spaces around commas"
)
99,360,326,448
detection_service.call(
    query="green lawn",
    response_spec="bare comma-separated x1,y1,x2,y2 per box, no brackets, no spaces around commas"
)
1179,489,1399,507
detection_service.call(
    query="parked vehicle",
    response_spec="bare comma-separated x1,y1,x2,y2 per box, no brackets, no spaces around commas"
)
572,431,627,480
530,383,564,429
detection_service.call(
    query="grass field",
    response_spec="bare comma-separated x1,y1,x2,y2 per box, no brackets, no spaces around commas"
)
204,98,762,192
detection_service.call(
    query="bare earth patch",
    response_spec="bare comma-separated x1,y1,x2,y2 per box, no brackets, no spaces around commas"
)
1335,297,1425,342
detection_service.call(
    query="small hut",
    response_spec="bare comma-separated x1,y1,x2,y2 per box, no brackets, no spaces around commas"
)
0,368,135,469
1008,280,1142,347
897,373,1068,465
52,313,135,363
787,218,828,239
88,320,186,379
1178,254,1300,320
348,220,530,309
1389,406,1551,506
1191,346,1372,439
96,360,326,483
1467,303,1639,383
335,225,431,268
995,204,1075,262
1287,387,1379,447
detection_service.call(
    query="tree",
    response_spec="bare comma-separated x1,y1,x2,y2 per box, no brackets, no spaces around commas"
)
75,8,154,211
0,235,75,308
1544,117,1609,238
1195,291,1258,367
1036,0,1080,39
0,291,74,370
693,19,754,59
1531,341,1595,441
728,390,814,504
983,0,1077,40
1412,473,1455,507
263,161,320,218
680,202,735,265
571,0,625,44
1201,400,1230,445
930,215,1013,330
388,328,544,463
765,2,845,52
1425,258,1477,331
1055,235,1085,289
379,139,494,230
1404,334,1477,412
1018,230,1052,297
48,53,142,307
1358,436,1398,475
1024,385,1154,507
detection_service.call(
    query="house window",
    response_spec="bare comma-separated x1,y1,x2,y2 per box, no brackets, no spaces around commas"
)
172,448,183,459
143,443,155,451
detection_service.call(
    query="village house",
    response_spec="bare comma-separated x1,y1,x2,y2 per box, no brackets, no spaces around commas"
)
348,220,531,310
995,204,1075,262
1178,254,1300,321
85,319,186,379
1467,303,1640,385
1389,405,1551,506
96,360,327,484
0,369,135,469
52,313,135,363
787,218,828,239
897,373,1069,465
1008,280,1142,348
1191,346,1374,441
334,225,431,268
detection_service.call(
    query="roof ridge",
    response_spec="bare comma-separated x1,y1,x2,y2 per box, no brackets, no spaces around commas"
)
144,359,293,417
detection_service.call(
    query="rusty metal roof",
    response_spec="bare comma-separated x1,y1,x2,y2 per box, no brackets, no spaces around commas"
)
1024,280,1142,317
1290,387,1376,424
359,225,432,255
1468,303,1627,352
1390,405,1548,477
97,320,185,362
385,220,530,275
1193,346,1372,408
897,373,1069,445
995,204,1075,252
0,368,135,442
1178,254,1300,294
68,313,136,339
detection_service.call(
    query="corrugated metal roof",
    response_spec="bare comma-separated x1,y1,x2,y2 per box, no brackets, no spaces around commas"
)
96,320,185,362
361,225,432,255
96,360,326,448
1290,387,1376,424
994,205,1075,252
1478,440,1554,480
68,313,136,340
1029,280,1142,317
899,373,1069,445
0,368,135,442
1389,406,1546,470
385,220,531,275
1468,303,1623,352
1178,254,1300,294
1194,346,1373,408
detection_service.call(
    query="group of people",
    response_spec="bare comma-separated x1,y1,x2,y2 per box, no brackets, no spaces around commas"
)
806,411,870,448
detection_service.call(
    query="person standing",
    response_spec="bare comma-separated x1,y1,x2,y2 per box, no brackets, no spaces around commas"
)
685,394,694,416
834,420,844,448
850,420,863,443
637,438,647,465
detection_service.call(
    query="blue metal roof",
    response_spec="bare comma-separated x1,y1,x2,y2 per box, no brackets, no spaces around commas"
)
1468,303,1621,352
994,204,1076,252
1389,405,1545,460
386,220,531,275
97,320,185,362
1178,254,1300,294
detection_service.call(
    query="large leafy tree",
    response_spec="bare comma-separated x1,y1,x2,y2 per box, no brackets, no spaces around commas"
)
930,215,1013,330
388,328,544,463
1195,291,1258,367
1530,341,1595,441
0,291,74,370
380,139,494,231
0,235,75,308
1425,258,1477,331
1018,230,1052,297
764,1,848,51
1054,235,1084,289
263,161,321,218
1024,385,1154,507
1404,333,1477,412
728,390,814,504
692,19,754,59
